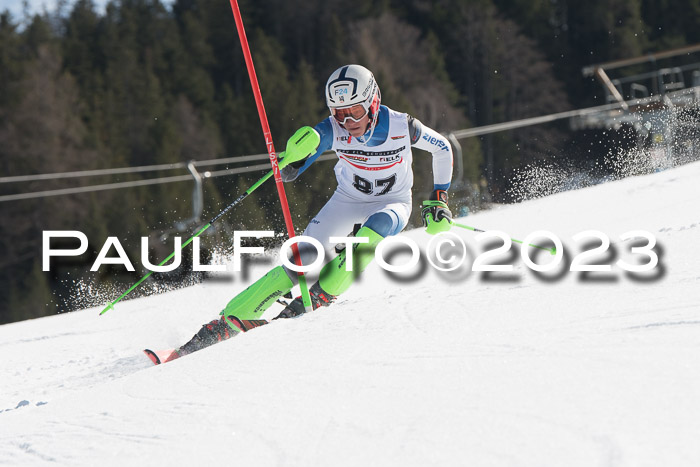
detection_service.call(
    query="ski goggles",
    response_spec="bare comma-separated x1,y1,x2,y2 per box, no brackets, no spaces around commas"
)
331,103,368,124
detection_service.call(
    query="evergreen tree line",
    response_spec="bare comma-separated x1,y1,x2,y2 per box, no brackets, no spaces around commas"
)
1,0,698,323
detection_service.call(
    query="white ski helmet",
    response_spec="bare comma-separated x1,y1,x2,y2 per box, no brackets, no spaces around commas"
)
325,64,381,140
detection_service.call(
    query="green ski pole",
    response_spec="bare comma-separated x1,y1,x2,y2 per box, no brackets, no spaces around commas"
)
100,125,319,316
99,168,275,315
451,221,557,255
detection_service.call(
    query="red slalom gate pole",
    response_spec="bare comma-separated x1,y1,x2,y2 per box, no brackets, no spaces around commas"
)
229,0,313,312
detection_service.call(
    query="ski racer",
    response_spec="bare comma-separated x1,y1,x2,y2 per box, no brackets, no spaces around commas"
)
176,64,454,356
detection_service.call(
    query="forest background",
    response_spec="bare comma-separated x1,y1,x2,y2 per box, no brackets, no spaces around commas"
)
1,0,699,323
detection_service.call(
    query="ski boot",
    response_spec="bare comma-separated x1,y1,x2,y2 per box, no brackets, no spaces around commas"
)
178,316,239,356
274,282,336,319
275,226,383,319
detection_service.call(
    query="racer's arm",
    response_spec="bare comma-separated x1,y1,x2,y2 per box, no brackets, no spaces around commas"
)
281,118,333,182
408,115,453,191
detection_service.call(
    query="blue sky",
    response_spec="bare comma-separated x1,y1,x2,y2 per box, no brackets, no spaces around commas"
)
0,0,110,21
0,0,61,19
0,0,172,22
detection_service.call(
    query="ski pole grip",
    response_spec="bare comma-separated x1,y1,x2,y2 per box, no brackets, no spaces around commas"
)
279,126,320,169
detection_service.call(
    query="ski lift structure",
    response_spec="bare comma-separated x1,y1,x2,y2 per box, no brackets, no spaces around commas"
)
445,43,700,210
574,43,700,171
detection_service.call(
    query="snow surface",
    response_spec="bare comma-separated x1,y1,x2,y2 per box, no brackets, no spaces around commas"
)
1,161,700,466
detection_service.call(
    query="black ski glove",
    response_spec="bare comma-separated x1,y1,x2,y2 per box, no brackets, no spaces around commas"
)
280,159,306,182
421,189,452,234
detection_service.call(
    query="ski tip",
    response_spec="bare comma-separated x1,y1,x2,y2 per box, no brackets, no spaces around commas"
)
144,348,180,365
143,349,162,365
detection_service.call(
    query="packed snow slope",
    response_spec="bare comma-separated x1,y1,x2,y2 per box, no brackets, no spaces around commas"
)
1,161,700,467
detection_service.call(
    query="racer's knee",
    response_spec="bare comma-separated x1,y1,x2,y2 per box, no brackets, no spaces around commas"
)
363,210,404,237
